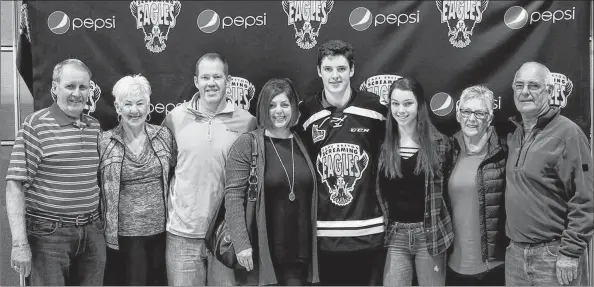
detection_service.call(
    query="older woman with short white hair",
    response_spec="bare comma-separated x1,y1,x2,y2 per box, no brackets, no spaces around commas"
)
99,74,176,285
446,85,508,286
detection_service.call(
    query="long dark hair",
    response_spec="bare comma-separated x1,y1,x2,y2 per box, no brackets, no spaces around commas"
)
379,77,441,179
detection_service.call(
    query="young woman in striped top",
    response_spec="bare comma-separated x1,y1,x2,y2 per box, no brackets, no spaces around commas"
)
378,77,454,286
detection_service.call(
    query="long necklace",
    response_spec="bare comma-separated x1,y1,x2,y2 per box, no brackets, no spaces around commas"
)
268,136,295,201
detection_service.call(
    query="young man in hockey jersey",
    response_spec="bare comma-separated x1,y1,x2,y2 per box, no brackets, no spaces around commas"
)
298,40,388,286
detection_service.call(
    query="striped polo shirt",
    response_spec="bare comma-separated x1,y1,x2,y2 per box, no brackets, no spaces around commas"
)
6,103,101,215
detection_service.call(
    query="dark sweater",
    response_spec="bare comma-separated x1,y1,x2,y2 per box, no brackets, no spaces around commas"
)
506,108,594,258
224,129,319,285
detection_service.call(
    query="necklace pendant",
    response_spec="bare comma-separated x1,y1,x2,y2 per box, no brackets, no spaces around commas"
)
289,191,295,202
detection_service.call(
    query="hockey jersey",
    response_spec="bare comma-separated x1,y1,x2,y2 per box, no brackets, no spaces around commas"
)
298,88,388,252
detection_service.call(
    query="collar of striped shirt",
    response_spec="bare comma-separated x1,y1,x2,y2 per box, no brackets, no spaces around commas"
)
49,102,89,126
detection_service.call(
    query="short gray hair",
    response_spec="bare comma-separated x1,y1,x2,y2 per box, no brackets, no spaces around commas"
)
456,84,495,115
513,61,554,88
52,59,92,82
112,74,151,105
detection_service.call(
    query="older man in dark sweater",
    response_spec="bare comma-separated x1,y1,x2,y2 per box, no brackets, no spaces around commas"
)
505,62,593,286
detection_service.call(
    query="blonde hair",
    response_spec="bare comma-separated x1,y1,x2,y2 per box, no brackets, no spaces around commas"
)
112,74,151,105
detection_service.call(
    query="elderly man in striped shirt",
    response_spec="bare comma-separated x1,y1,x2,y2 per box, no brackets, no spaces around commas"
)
5,59,105,286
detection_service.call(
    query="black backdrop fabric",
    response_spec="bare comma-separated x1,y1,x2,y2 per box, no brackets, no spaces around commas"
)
18,0,592,137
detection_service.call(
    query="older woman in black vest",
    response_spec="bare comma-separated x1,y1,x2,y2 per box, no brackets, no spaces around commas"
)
446,85,507,286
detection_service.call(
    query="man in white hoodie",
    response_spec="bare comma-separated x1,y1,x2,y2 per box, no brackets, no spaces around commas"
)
162,53,257,286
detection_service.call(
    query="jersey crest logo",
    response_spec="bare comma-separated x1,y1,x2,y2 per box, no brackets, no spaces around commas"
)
316,143,369,206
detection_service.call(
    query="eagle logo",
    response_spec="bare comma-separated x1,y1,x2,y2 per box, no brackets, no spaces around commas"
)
282,0,334,50
436,0,488,48
130,0,181,53
316,143,369,206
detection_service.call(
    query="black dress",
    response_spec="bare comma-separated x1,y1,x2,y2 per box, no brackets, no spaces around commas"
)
264,136,313,285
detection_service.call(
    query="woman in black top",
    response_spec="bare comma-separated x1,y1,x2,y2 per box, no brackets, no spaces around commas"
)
378,77,454,286
224,78,319,285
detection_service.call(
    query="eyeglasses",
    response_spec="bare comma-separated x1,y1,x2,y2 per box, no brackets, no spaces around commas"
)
513,83,543,92
459,109,489,120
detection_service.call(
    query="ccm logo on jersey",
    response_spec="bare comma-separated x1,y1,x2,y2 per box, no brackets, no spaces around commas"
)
350,128,370,133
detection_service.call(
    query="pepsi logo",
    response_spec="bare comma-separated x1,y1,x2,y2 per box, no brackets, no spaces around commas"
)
349,7,372,31
197,9,220,33
504,6,528,29
430,92,454,116
48,11,70,34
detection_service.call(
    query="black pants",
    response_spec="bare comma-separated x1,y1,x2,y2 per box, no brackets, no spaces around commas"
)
104,232,166,286
446,264,505,286
318,249,385,286
272,262,308,286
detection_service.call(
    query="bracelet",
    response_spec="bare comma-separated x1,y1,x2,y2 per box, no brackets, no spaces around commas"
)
12,242,29,247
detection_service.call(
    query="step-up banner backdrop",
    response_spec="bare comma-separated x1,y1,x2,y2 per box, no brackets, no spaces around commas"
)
17,0,591,136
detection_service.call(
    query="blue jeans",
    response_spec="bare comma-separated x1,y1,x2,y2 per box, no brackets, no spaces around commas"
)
165,232,235,286
505,240,589,286
26,217,106,286
383,222,446,286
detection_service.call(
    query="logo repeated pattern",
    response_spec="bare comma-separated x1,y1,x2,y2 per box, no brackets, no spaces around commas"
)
197,9,267,33
504,5,576,29
39,2,583,129
226,77,256,111
130,0,181,53
436,0,489,48
282,0,334,50
349,7,372,31
550,73,573,108
360,75,402,105
197,10,220,33
430,92,454,117
48,11,70,34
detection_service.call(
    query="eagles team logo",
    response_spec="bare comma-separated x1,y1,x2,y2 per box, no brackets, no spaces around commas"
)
130,0,181,53
51,80,101,115
436,0,488,48
282,0,334,50
360,75,402,105
317,143,369,206
227,77,256,111
549,73,573,108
